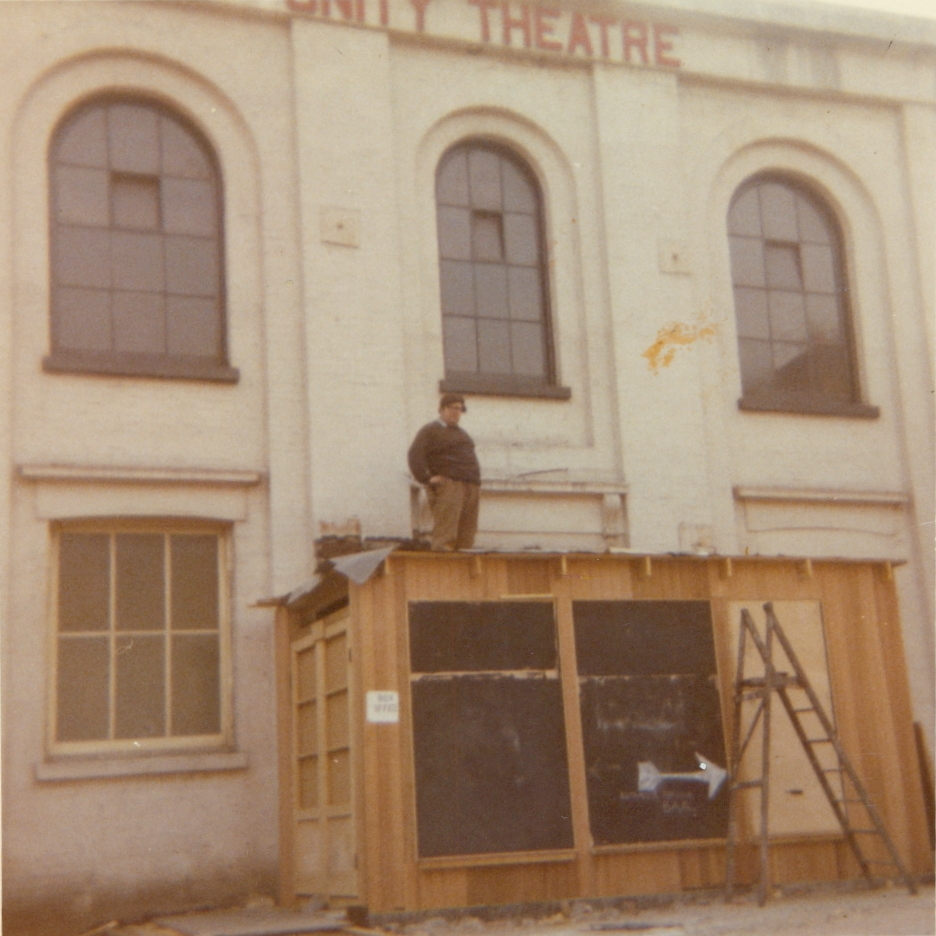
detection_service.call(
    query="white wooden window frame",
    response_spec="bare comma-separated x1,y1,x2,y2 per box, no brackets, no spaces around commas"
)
46,518,234,758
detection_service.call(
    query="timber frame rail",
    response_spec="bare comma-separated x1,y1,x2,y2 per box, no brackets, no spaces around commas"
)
724,602,917,905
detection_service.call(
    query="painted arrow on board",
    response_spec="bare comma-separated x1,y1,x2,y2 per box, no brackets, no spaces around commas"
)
637,752,728,799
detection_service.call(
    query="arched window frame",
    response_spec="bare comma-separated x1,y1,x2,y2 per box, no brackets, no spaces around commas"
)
727,173,877,418
44,95,237,382
434,139,569,399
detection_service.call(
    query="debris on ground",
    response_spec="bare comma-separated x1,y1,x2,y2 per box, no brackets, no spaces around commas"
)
94,881,934,936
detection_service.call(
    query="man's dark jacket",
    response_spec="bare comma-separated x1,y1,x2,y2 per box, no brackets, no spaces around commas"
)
408,421,481,485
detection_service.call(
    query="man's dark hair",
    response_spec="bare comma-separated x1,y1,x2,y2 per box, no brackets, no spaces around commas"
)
439,393,466,412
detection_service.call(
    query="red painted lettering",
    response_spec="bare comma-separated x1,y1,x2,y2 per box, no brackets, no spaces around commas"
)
653,23,681,67
409,0,432,31
380,0,389,23
622,21,649,65
589,14,615,59
468,0,498,41
534,6,562,52
334,0,354,19
501,3,532,48
566,11,593,56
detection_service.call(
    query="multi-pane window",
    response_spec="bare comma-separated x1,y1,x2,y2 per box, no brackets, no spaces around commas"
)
728,177,870,415
47,99,236,381
435,143,566,398
53,527,227,751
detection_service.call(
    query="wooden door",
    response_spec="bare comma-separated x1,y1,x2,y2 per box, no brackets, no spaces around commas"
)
292,608,358,902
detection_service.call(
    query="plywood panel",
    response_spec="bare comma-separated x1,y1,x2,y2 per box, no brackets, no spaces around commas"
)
418,869,469,910
818,566,894,864
768,839,841,886
358,571,410,912
336,554,930,913
592,850,682,896
726,601,842,837
563,557,633,600
402,555,482,601
678,846,725,890
713,560,820,602
506,558,552,596
870,569,934,873
818,564,932,875
553,586,592,896
465,861,579,906
393,567,422,910
630,560,709,601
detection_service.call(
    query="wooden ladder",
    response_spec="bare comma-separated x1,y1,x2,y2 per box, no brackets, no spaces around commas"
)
724,602,917,904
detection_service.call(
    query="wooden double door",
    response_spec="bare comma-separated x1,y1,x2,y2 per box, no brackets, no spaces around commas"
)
290,607,359,903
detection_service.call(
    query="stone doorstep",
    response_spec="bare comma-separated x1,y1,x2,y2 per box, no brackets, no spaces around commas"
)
149,907,348,936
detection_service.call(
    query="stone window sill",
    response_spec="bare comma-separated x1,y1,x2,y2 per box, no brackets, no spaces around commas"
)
35,749,248,782
440,374,571,400
43,350,239,383
738,394,879,418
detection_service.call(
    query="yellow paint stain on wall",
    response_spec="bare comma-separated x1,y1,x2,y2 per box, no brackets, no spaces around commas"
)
643,320,715,372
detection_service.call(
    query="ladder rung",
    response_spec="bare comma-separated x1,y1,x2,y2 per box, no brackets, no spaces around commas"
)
805,738,833,744
821,767,843,773
792,707,816,713
740,676,800,687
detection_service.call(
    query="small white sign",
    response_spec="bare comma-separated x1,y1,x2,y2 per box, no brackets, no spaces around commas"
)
366,691,399,724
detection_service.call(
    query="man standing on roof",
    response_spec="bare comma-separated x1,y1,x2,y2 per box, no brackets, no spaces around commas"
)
408,393,481,551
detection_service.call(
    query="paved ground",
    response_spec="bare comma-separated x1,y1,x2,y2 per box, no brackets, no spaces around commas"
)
98,883,934,936
414,884,936,936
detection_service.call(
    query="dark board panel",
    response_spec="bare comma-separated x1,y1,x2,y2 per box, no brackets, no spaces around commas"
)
579,674,728,844
412,675,573,857
573,601,716,676
409,601,557,673
573,601,728,845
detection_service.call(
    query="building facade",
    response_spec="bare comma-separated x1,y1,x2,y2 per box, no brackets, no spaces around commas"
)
1,0,933,933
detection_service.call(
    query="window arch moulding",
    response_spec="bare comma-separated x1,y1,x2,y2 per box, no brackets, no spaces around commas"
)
417,106,581,402
44,95,238,383
434,138,569,400
726,172,878,419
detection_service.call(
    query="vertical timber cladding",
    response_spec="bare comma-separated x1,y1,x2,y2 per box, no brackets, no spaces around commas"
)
346,554,931,910
406,597,728,859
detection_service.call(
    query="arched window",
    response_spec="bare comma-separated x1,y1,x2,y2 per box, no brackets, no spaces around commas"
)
435,142,567,398
727,176,873,416
46,98,236,381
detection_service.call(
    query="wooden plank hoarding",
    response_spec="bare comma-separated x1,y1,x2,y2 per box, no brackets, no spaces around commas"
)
280,552,932,913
